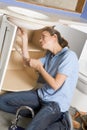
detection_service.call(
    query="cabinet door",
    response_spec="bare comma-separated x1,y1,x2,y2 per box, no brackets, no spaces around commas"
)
0,15,17,91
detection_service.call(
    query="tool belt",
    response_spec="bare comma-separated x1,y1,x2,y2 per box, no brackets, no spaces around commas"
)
70,106,87,130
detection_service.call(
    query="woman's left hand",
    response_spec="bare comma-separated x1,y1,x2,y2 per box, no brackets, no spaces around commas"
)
29,59,43,71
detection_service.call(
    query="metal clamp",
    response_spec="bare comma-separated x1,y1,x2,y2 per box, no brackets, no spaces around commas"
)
9,106,34,130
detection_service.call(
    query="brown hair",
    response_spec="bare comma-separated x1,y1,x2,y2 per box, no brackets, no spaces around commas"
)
42,26,69,48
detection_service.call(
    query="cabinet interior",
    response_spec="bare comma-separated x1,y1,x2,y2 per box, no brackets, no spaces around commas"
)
2,28,46,92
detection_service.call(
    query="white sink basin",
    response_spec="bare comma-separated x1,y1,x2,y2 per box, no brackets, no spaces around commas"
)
8,17,45,30
7,6,49,20
7,6,58,30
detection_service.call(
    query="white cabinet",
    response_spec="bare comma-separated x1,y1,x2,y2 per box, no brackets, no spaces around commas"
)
0,14,46,92
0,15,17,91
0,13,87,93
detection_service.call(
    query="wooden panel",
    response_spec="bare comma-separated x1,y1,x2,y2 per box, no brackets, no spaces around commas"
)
16,0,78,12
81,0,87,19
2,51,45,92
2,69,38,92
75,0,85,13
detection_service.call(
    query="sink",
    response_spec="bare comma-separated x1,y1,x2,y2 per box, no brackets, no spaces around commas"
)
8,17,45,30
7,6,49,20
7,6,58,29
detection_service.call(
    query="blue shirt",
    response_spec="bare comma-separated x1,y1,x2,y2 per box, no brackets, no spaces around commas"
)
37,47,79,112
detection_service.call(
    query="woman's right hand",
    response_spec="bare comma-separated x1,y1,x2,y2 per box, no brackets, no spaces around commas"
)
16,27,28,48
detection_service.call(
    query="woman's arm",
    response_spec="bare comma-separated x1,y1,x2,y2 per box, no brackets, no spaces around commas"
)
22,29,30,60
38,65,67,90
17,28,30,65
29,59,67,90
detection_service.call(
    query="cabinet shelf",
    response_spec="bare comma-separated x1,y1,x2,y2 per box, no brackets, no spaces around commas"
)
1,50,45,92
2,69,38,92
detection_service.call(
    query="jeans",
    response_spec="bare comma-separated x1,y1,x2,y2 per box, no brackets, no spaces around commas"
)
0,90,71,130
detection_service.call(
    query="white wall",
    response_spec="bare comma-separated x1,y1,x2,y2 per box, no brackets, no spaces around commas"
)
69,23,87,112
79,40,87,60
55,23,87,59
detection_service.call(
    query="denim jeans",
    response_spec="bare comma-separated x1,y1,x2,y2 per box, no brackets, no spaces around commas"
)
0,90,71,130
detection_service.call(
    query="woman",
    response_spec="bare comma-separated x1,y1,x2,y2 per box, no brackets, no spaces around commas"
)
0,26,79,130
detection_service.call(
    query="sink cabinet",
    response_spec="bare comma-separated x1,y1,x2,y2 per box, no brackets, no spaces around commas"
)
0,14,46,92
0,13,87,93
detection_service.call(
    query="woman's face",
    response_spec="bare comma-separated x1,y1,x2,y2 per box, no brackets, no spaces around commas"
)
39,31,56,50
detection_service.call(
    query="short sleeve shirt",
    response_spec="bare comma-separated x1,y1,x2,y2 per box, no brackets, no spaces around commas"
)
37,47,79,112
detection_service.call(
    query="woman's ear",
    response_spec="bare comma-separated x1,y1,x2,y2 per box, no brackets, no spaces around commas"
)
53,34,57,40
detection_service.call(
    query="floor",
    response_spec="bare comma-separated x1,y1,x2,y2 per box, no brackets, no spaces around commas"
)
0,109,84,130
0,90,86,130
0,110,31,130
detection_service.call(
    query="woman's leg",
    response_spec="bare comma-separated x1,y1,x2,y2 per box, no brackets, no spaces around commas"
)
26,102,61,130
45,111,72,130
0,90,40,116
